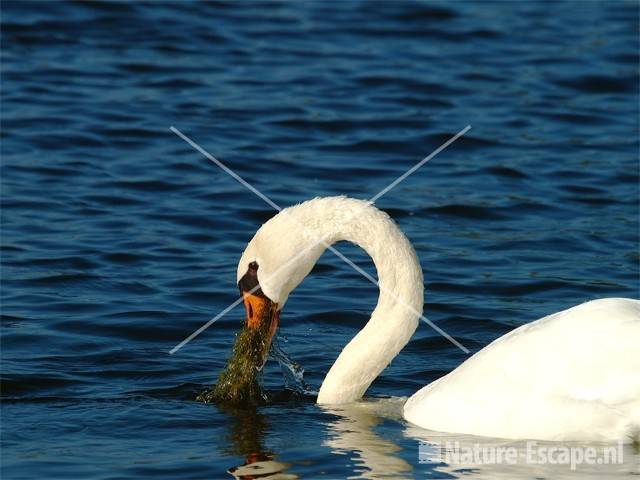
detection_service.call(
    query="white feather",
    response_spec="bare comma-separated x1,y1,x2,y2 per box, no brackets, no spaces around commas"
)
237,196,640,442
404,298,640,442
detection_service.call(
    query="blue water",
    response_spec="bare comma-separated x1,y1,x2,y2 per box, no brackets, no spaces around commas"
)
1,1,638,478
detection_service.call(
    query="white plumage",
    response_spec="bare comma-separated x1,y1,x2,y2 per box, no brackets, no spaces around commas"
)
237,196,640,442
404,297,640,442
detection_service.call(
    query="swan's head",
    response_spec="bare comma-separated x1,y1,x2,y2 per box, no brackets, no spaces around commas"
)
235,203,326,364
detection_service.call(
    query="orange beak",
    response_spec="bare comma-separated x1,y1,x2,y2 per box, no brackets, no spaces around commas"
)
241,291,279,368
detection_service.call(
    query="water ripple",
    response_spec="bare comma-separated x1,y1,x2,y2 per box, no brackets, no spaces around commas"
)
1,1,638,478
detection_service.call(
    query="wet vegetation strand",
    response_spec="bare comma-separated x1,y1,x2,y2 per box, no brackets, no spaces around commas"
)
197,304,277,406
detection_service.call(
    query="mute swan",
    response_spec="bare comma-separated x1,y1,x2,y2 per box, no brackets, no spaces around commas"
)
236,196,640,443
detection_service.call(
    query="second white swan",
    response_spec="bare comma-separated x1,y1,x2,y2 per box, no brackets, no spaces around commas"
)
235,196,640,443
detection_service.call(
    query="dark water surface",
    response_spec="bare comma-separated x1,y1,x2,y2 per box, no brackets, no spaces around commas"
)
2,1,639,478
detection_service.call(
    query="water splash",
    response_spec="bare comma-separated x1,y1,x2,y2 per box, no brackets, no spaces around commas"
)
270,336,314,396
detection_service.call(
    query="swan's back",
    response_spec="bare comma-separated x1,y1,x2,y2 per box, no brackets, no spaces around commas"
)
404,298,640,442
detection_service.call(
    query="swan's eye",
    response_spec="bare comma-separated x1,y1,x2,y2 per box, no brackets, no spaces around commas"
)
248,261,258,271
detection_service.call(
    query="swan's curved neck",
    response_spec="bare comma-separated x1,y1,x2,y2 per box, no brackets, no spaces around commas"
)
306,198,424,404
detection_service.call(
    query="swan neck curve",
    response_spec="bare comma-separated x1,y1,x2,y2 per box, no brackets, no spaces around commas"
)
305,197,423,404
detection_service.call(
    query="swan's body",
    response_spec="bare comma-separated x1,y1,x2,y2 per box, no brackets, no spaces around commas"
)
404,297,640,442
236,196,640,443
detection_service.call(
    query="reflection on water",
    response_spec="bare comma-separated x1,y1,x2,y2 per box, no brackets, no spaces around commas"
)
406,425,640,479
2,0,638,477
217,392,640,479
219,395,414,479
229,457,296,480
322,398,413,479
217,343,640,480
219,404,296,479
